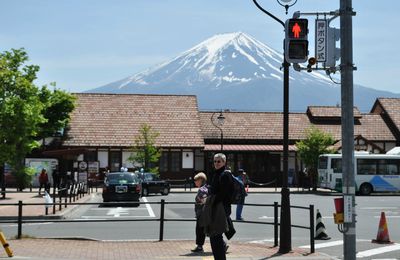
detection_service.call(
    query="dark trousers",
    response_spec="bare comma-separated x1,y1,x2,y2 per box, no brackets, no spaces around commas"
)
39,183,48,194
210,234,226,260
195,218,205,246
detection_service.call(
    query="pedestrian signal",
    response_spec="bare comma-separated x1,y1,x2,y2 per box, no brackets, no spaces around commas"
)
285,18,309,63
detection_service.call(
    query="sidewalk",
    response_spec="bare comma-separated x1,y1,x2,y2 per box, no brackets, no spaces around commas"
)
0,188,92,220
0,238,335,260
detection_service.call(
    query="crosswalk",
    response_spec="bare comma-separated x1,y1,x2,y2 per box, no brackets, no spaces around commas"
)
249,239,400,259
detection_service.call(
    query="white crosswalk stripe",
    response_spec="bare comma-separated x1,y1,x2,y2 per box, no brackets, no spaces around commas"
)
298,240,400,258
356,243,400,258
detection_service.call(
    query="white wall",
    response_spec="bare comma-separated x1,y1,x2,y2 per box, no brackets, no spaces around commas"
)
97,150,108,168
182,151,194,169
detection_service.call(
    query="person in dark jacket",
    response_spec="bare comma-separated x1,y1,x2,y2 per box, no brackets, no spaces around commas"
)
191,172,208,253
208,153,233,260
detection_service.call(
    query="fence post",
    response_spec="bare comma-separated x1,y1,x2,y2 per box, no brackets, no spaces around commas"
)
17,200,23,239
53,185,56,214
274,201,278,247
159,199,165,241
310,204,315,253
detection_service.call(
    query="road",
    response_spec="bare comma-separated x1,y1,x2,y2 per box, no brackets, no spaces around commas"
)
1,192,400,259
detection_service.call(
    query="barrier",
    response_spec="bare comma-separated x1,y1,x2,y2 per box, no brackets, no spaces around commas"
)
0,231,13,257
0,199,316,254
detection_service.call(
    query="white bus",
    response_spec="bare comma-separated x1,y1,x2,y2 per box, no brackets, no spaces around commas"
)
317,153,400,195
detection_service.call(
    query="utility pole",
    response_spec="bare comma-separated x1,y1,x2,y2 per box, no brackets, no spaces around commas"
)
340,0,356,259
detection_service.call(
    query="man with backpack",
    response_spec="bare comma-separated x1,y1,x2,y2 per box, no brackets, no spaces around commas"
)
235,169,248,221
207,153,234,260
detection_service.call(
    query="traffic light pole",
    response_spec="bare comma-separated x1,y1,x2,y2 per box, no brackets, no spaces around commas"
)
252,0,292,253
340,0,356,259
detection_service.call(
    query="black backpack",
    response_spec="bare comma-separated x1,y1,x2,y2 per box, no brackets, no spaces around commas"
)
224,170,246,204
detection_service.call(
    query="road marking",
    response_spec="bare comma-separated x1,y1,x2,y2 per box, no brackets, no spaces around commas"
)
361,207,398,210
374,215,400,218
356,243,400,258
248,238,275,244
258,216,274,219
142,197,156,217
89,208,148,211
106,207,130,217
300,240,343,249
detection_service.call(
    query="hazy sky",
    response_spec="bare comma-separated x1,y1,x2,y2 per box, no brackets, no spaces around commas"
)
1,1,397,93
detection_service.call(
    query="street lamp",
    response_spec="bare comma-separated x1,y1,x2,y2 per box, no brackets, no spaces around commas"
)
252,0,297,253
211,111,225,152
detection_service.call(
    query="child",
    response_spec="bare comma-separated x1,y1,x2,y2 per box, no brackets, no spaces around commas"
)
191,172,208,253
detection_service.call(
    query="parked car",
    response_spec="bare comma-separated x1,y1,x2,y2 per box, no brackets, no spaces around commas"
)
139,172,170,196
102,172,141,204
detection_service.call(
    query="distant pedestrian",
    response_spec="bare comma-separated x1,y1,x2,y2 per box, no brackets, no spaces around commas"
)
38,169,49,195
235,169,249,221
191,172,208,253
52,169,60,190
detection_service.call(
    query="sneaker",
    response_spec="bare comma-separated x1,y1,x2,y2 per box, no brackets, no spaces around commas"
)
191,246,203,253
236,217,244,221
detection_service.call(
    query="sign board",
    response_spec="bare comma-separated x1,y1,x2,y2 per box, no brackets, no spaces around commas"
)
315,19,327,63
344,195,352,223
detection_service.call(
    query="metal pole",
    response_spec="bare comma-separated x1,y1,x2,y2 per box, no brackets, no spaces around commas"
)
340,0,356,259
17,200,22,239
274,201,279,247
159,199,165,241
310,204,315,254
251,0,291,253
279,57,292,253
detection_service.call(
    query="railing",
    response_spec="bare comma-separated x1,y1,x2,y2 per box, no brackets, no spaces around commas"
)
0,199,315,253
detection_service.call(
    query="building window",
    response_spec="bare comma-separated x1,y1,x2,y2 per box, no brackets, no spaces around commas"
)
85,150,97,162
194,149,204,171
110,151,121,172
171,152,181,172
159,152,168,172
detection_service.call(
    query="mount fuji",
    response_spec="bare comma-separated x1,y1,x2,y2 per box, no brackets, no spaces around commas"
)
88,32,400,112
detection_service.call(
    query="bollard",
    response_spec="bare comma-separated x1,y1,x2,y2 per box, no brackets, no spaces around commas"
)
0,232,13,257
159,199,165,241
17,200,22,239
310,205,315,253
274,201,278,247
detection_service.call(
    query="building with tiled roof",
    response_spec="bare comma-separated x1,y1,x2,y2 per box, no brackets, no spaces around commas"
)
40,94,400,185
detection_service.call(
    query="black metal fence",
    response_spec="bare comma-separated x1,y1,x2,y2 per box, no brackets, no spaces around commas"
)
0,199,315,253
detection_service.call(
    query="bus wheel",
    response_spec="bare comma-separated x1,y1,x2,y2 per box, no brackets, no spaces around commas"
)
359,183,372,196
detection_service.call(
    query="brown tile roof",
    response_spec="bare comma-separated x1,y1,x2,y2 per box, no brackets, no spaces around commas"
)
371,98,400,132
200,111,395,142
307,106,362,119
63,93,204,148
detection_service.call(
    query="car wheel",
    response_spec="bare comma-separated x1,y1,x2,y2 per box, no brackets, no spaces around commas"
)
142,188,149,197
162,187,169,195
359,183,372,196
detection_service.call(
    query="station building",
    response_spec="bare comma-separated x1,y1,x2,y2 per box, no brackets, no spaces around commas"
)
36,93,400,186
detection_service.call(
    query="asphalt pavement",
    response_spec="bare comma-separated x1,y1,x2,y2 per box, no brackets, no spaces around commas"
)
0,188,337,259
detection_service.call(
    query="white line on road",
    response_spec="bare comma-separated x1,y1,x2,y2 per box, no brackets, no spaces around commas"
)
374,215,400,218
300,240,343,249
356,243,400,258
142,197,156,217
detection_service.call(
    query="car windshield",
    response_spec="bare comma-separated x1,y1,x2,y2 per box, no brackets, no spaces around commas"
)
106,173,139,184
143,173,159,181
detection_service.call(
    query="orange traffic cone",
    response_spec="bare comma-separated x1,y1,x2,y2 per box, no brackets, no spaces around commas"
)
372,212,393,244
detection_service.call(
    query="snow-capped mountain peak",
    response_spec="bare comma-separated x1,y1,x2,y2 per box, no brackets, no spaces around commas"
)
89,32,400,111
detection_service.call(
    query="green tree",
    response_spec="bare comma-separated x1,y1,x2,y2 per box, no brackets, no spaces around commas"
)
37,86,76,139
0,48,75,190
296,127,335,191
129,124,161,174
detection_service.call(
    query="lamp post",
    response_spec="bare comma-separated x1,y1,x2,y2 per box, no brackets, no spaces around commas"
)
211,111,225,152
252,0,296,253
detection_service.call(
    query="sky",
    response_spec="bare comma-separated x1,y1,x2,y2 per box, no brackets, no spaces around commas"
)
1,0,398,94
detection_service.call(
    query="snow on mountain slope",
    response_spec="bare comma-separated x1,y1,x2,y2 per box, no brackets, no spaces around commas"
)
89,32,399,112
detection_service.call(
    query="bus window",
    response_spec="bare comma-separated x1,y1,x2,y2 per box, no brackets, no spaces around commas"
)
357,159,377,175
377,159,400,175
331,158,342,173
318,156,328,169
